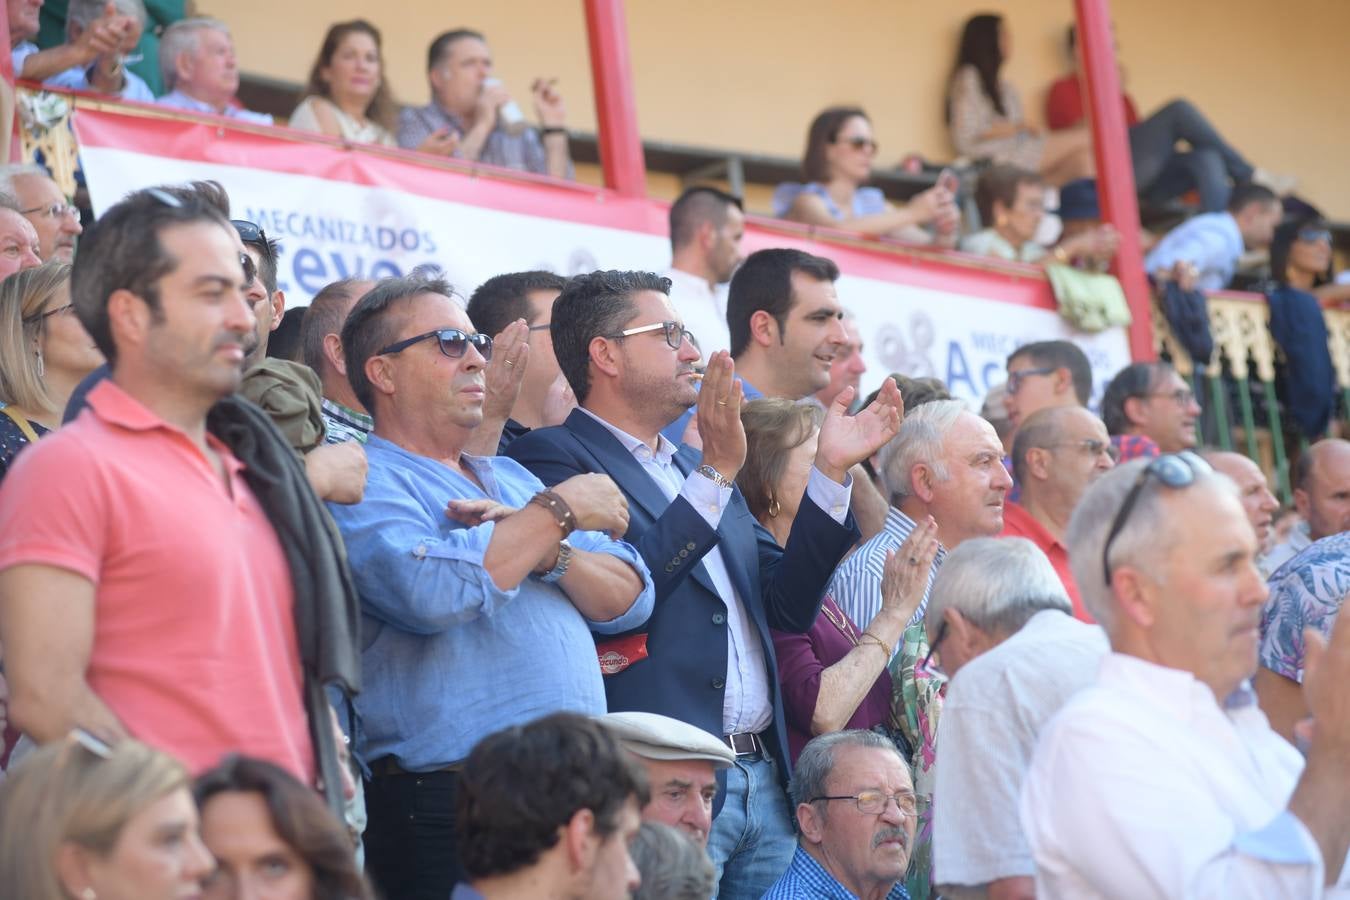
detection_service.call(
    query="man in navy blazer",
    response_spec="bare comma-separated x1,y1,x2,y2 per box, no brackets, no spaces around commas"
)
507,269,903,900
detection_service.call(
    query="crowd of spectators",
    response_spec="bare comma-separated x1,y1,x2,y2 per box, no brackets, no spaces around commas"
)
0,4,1348,900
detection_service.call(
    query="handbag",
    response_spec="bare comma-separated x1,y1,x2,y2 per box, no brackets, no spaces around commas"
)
1044,263,1132,333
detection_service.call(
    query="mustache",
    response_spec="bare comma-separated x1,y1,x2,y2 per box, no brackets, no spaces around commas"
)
873,827,909,850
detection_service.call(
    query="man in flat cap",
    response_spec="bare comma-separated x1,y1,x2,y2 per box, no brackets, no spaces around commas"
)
602,711,734,847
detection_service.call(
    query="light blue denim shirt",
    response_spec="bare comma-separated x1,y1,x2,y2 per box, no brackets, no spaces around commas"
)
328,435,653,770
1145,210,1244,292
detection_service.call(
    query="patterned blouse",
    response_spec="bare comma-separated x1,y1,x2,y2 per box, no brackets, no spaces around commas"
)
1260,532,1350,683
0,409,50,485
947,65,1045,170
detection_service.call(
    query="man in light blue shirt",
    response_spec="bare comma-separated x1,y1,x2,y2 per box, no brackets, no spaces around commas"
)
156,17,272,125
44,0,154,102
328,273,653,900
1145,183,1282,292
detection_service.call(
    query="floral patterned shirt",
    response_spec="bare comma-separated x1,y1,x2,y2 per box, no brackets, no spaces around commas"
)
1260,532,1350,683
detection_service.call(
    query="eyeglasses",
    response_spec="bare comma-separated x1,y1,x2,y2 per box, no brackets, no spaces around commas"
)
809,790,917,816
527,323,552,333
1050,438,1118,461
1006,366,1057,396
1101,451,1210,584
1297,228,1332,244
231,219,269,246
604,320,694,351
921,621,947,676
22,302,73,324
69,727,114,760
21,202,78,220
1140,388,1197,407
378,327,494,360
837,136,879,153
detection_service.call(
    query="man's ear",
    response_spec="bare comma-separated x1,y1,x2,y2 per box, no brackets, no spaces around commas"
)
1122,395,1148,429
1026,446,1053,482
912,463,936,505
106,288,151,355
795,801,826,845
365,354,397,402
323,332,347,376
1052,366,1074,398
588,335,622,381
269,290,286,333
1293,487,1311,521
562,808,598,873
748,309,777,348
1111,564,1159,630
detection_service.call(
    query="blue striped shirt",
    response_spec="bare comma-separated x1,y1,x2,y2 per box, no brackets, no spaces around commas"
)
828,506,946,654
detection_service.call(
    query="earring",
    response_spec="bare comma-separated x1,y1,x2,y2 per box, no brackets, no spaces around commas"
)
81,889,96,900
34,350,43,379
768,496,780,518
995,213,1009,229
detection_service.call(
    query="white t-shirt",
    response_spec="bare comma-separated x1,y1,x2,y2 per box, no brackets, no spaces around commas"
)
1021,652,1350,899
662,267,729,360
933,610,1107,892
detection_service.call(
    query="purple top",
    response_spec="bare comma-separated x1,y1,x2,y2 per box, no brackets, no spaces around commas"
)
771,594,894,765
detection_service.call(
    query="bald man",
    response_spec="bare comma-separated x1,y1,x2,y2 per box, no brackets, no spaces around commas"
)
1201,450,1279,547
1264,439,1350,575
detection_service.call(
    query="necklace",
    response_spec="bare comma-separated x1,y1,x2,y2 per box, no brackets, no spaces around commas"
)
819,598,858,645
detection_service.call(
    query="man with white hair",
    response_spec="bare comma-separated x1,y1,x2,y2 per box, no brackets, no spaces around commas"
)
926,537,1107,900
157,18,272,125
45,0,154,101
763,730,916,900
831,400,1012,631
0,165,81,262
8,0,127,82
601,710,735,847
1021,453,1350,897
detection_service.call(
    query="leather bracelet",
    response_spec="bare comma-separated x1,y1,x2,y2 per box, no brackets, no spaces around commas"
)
860,630,893,658
540,126,567,136
529,489,576,536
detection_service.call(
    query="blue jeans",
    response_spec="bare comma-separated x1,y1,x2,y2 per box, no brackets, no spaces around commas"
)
706,754,797,900
1130,99,1254,212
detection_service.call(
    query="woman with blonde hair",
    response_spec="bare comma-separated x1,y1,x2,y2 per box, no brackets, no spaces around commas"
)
0,260,102,482
0,733,214,899
289,20,399,147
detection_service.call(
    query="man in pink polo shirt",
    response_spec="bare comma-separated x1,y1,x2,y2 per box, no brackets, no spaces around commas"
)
0,185,313,782
1000,405,1115,622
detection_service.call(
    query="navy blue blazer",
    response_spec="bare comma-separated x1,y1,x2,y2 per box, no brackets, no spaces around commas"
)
506,409,860,784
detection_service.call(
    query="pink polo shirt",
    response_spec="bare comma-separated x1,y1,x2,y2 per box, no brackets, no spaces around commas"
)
0,380,312,781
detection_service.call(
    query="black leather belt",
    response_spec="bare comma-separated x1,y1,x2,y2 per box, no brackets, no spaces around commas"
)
368,757,463,778
723,731,764,757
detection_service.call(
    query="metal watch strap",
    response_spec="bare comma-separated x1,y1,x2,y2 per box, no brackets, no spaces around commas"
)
539,539,574,583
694,463,734,489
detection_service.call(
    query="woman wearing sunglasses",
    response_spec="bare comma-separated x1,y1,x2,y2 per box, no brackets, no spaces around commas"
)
0,261,103,484
775,106,961,245
0,733,215,900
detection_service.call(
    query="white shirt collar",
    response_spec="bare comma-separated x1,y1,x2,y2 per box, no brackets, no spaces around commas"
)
578,407,679,466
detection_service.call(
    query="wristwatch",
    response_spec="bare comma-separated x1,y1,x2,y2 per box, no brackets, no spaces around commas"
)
694,464,734,489
539,539,574,583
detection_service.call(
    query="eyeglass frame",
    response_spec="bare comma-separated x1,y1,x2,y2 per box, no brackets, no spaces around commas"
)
1137,387,1197,407
1047,438,1119,462
21,201,78,220
808,790,918,817
1006,366,1057,395
22,302,74,325
1100,451,1210,585
921,620,948,675
377,327,494,361
603,320,695,351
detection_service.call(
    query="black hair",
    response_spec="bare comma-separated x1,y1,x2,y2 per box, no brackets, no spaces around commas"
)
668,186,742,253
726,248,839,358
467,270,567,338
549,269,671,404
1007,340,1092,405
948,13,1005,122
341,273,454,413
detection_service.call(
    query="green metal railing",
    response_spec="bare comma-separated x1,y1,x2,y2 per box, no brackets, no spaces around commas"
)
1154,294,1350,504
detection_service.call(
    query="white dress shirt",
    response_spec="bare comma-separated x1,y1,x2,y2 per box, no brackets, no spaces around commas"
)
662,267,730,359
1021,652,1350,899
579,408,850,735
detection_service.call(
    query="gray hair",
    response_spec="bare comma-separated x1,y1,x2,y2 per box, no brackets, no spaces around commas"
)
1066,458,1231,632
160,17,230,93
789,730,902,809
923,537,1071,645
0,164,51,200
878,399,966,502
68,0,146,30
630,822,715,900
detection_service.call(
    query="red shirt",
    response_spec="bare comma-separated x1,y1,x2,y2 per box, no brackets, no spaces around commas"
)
999,501,1094,623
0,380,312,781
1045,74,1140,131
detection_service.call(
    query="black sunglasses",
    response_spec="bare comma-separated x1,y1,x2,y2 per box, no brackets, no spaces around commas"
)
378,327,494,361
231,219,268,245
1101,451,1210,585
1297,228,1332,244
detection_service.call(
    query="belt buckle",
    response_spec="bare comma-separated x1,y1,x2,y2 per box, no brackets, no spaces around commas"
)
724,731,760,756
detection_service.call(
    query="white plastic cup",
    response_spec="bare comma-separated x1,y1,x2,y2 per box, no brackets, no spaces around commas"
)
484,77,527,135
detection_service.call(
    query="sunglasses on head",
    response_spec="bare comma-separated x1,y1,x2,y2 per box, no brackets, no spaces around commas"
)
1101,451,1210,584
231,219,269,246
378,327,494,361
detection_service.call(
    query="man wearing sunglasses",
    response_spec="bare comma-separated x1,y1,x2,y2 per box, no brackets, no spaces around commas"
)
1000,406,1115,621
507,269,903,900
1022,454,1350,898
327,273,654,900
